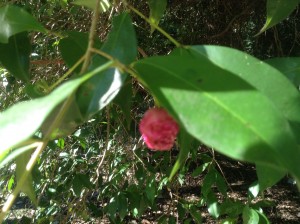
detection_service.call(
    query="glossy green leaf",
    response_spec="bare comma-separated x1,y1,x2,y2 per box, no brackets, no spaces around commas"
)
76,64,125,119
118,193,127,220
73,0,111,12
133,49,300,181
101,12,137,64
242,206,259,224
207,192,220,218
265,57,300,88
256,164,286,192
72,173,93,196
16,150,37,206
258,0,300,34
76,12,136,119
174,46,300,141
256,210,270,224
189,205,202,223
148,0,167,34
248,181,260,198
0,32,30,82
0,61,113,160
0,5,46,43
59,31,102,72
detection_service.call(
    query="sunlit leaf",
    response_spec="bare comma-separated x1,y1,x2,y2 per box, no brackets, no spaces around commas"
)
258,0,300,34
242,206,259,224
73,0,111,13
134,46,300,182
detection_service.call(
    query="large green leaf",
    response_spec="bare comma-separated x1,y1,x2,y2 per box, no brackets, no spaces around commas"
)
101,12,137,64
133,50,300,181
76,12,137,119
180,46,300,142
265,57,300,88
0,5,46,43
0,61,113,160
148,0,167,34
258,0,300,34
0,32,31,82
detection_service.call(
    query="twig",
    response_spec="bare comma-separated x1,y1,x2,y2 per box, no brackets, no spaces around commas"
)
80,0,102,74
124,1,182,48
93,106,111,185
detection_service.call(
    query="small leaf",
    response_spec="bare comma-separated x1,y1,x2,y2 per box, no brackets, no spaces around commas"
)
207,192,220,218
0,32,31,82
148,0,167,34
72,173,93,196
242,206,259,224
145,176,156,205
118,193,127,220
16,150,37,206
169,130,194,181
248,181,260,198
256,164,286,192
0,5,46,43
258,0,300,34
191,162,210,177
73,0,111,13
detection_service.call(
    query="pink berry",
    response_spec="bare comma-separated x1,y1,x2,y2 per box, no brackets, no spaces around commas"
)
139,108,179,151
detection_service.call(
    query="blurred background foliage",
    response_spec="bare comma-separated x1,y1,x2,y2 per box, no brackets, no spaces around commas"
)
0,0,300,223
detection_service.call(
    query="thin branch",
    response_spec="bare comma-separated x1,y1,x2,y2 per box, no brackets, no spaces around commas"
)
80,0,102,74
124,2,182,48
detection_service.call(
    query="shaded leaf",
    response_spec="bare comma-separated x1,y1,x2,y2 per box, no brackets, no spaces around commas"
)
59,31,102,72
113,76,133,129
16,150,37,206
72,173,93,196
148,0,167,34
0,5,46,43
0,32,31,82
265,57,300,88
169,130,194,181
256,164,286,192
258,0,300,34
